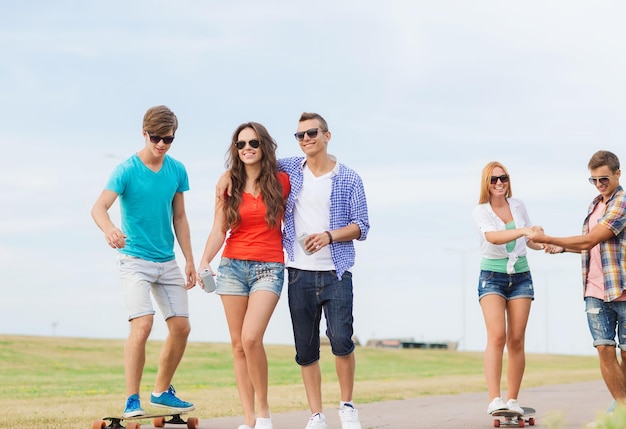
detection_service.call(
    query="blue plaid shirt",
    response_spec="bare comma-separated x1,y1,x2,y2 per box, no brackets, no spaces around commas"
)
582,185,626,301
278,156,370,279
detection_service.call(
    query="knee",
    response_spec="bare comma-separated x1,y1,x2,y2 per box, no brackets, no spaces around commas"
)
168,318,191,338
506,335,525,352
242,334,263,354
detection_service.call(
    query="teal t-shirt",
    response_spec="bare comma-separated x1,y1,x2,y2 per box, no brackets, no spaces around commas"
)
105,154,189,262
480,221,530,273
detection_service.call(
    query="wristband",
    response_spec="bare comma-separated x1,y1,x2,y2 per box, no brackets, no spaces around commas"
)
325,230,333,244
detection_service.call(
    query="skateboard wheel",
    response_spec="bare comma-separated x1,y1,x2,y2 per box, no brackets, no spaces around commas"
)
528,417,535,426
518,419,524,427
92,420,106,429
493,419,500,427
153,416,166,427
187,416,199,429
127,423,140,429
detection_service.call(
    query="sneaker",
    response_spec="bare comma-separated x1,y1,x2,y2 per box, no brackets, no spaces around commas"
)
236,426,253,429
487,397,508,414
506,399,524,415
123,394,146,418
338,403,362,429
305,412,328,429
150,385,195,412
255,417,273,429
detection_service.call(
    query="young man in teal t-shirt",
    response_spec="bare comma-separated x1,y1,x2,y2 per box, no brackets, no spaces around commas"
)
91,105,196,417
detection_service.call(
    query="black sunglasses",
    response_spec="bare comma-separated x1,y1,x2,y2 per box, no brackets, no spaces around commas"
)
147,132,175,145
490,175,509,185
294,128,319,141
235,139,261,150
589,176,610,186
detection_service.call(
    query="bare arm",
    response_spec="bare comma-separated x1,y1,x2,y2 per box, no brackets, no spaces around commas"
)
172,192,196,289
91,189,126,249
484,227,533,245
528,223,614,252
197,198,227,285
215,171,232,199
302,223,361,253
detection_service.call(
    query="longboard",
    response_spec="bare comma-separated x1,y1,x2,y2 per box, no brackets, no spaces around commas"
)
92,411,199,429
491,406,536,427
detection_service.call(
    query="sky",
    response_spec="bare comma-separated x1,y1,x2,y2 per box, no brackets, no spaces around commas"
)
2,1,626,356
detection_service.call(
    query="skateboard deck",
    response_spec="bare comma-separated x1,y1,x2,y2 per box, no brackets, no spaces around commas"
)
93,411,199,429
491,407,536,427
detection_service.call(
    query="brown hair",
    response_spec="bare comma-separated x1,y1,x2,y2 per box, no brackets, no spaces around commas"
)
223,122,285,229
298,112,329,132
478,161,513,204
588,150,620,173
142,105,179,135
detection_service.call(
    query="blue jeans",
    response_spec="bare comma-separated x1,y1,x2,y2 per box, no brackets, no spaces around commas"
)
585,297,626,350
287,268,354,365
216,258,284,297
477,270,534,301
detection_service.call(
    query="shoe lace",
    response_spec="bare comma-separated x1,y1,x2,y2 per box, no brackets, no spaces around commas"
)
126,396,140,410
306,413,323,428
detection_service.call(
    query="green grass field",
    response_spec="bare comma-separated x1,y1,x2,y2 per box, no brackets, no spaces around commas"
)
0,335,604,428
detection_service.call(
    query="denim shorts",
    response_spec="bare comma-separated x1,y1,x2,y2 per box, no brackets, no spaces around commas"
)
477,270,534,301
117,254,189,321
585,297,626,350
216,258,284,297
287,268,355,365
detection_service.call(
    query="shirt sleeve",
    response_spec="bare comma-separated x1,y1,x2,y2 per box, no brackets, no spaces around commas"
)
601,194,626,236
473,204,497,234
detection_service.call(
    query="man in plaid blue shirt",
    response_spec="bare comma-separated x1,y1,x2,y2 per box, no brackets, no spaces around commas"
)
529,150,626,409
280,112,369,429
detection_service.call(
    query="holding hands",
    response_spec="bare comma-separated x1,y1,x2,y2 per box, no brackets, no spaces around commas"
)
526,225,565,254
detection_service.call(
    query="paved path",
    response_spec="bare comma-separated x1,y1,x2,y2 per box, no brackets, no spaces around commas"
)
197,380,611,428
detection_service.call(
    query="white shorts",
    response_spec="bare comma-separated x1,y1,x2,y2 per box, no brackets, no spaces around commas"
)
117,254,189,320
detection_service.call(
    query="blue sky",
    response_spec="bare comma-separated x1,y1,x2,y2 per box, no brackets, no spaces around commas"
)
2,1,626,355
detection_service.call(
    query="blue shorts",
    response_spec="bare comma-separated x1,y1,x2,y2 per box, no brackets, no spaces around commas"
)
287,268,355,366
215,258,284,297
477,270,534,301
585,297,626,350
117,254,189,321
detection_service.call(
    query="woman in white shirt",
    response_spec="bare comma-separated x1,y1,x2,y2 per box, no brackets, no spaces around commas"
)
472,161,552,416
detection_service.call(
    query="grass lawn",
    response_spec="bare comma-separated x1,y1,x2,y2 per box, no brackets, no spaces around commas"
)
0,335,602,428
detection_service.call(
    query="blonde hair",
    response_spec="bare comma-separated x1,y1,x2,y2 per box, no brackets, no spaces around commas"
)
478,161,513,204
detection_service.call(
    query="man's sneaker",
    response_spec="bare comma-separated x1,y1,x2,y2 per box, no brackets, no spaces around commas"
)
487,397,508,414
305,412,328,429
255,417,273,429
123,394,146,418
150,385,195,412
338,403,362,429
506,399,524,415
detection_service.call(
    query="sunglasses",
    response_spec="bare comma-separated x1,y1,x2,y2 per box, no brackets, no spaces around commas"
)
588,176,610,186
235,139,260,150
294,128,319,141
147,132,175,145
490,175,509,185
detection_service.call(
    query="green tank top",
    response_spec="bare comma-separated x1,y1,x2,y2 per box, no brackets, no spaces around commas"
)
480,221,530,273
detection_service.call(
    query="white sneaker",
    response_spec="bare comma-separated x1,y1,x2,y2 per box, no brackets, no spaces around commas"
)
487,397,508,414
305,413,328,429
255,417,273,429
338,403,362,429
506,399,524,415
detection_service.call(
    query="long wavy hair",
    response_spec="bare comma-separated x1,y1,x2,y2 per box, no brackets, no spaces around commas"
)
478,161,513,204
223,122,285,230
